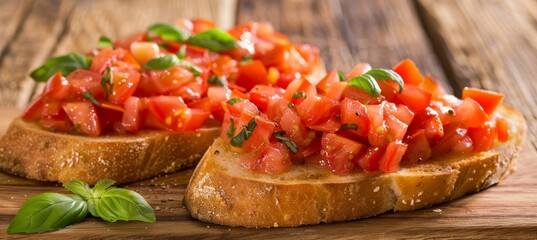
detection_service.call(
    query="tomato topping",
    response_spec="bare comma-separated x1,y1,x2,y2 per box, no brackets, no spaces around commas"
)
454,98,489,128
467,120,497,152
340,98,369,137
242,142,292,174
462,87,504,115
402,129,431,164
235,60,268,91
355,146,383,172
379,141,408,173
395,85,432,113
63,102,102,136
321,133,365,174
392,59,424,85
496,117,509,142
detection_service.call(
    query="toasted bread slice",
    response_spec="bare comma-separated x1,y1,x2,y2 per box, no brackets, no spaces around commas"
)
184,104,526,227
0,117,220,185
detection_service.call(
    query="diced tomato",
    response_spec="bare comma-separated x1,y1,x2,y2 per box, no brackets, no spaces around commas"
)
496,117,509,142
395,85,432,113
146,96,208,131
409,107,444,141
321,133,365,174
137,65,195,96
284,77,317,103
206,86,230,121
378,80,398,102
43,72,70,101
220,112,239,140
67,69,104,100
316,70,339,92
241,142,292,174
367,103,388,147
355,146,383,172
211,55,238,77
451,135,473,154
235,60,268,91
346,63,372,79
343,85,383,105
63,102,102,136
191,19,217,33
278,107,313,147
454,98,489,128
392,59,424,85
122,96,145,132
432,124,469,156
90,47,140,74
114,33,147,50
39,117,71,132
238,113,276,152
402,129,431,164
379,141,408,173
275,72,297,89
130,42,160,66
467,120,497,152
187,97,211,112
108,66,140,104
295,95,340,128
322,81,347,101
22,96,45,121
421,75,445,98
223,98,259,117
340,98,369,137
462,87,504,115
249,85,284,112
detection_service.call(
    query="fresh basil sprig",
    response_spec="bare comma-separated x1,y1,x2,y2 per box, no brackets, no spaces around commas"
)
7,179,155,234
337,70,346,82
186,29,237,52
143,54,203,76
272,131,299,154
348,68,404,97
98,35,114,49
147,23,190,42
82,91,101,106
226,118,236,138
230,118,257,147
101,67,114,99
30,53,91,82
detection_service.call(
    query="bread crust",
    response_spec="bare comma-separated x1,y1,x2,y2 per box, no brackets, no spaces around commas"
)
184,105,526,227
0,118,220,185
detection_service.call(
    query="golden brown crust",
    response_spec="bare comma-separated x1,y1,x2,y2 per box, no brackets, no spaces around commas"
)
0,118,220,185
184,104,526,227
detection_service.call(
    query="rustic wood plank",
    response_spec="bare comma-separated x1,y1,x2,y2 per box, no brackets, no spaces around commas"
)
417,0,537,149
237,0,450,92
13,0,234,108
0,0,75,108
0,0,33,58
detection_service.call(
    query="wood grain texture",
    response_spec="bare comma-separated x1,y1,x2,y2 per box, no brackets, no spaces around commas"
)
237,0,450,92
417,0,537,150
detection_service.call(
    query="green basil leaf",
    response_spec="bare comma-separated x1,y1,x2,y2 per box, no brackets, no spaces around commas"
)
341,123,358,130
92,179,116,197
366,68,404,93
293,92,307,99
208,75,225,86
177,45,187,60
101,67,114,99
348,74,382,97
338,70,347,82
64,180,92,200
272,131,299,154
179,60,202,76
143,55,179,70
226,118,236,138
82,91,101,106
147,23,190,42
93,188,155,223
187,29,237,52
7,193,88,234
30,53,91,82
230,118,257,147
98,36,114,49
227,98,241,105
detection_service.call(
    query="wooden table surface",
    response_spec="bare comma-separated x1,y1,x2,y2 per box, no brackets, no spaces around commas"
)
1,0,537,239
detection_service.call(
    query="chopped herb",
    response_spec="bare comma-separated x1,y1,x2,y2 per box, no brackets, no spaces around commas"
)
240,56,253,65
30,53,91,82
288,102,295,109
147,23,190,42
101,67,114,100
341,123,358,130
227,98,242,105
157,43,169,48
226,118,236,138
338,70,346,82
230,118,257,147
186,29,237,52
293,92,307,99
177,45,187,60
143,55,179,70
272,131,299,154
98,36,114,49
82,91,100,106
208,75,224,86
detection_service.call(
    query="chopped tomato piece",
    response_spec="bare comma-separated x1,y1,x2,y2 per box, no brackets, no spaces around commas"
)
90,47,140,74
146,96,208,131
242,142,292,174
235,60,268,91
130,42,160,66
496,117,509,142
395,85,432,113
67,69,104,100
284,77,317,103
249,85,284,112
454,98,489,128
323,81,347,101
462,87,504,115
392,59,424,85
316,70,339,92
43,72,70,101
467,120,497,152
22,96,45,121
421,75,445,98
402,129,431,164
340,98,369,137
237,113,276,152
122,96,145,132
379,141,408,173
321,133,365,174
354,146,384,172
367,103,388,147
346,63,371,79
191,19,217,33
63,102,102,136
432,124,470,156
279,107,313,147
295,95,340,128
109,66,140,104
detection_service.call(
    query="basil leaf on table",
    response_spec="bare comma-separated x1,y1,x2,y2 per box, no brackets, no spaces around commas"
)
64,180,92,200
147,23,190,42
30,53,91,82
7,193,88,234
93,188,156,223
365,68,404,93
92,179,116,197
187,29,237,52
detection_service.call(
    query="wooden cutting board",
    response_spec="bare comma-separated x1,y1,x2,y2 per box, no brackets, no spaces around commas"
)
0,108,536,239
